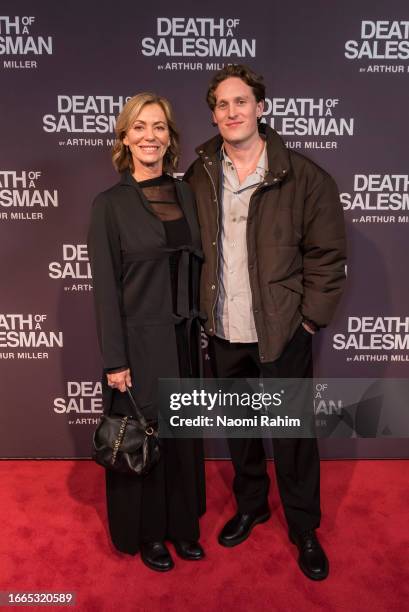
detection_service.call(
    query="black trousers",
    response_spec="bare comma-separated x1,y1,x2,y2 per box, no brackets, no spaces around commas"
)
208,324,321,535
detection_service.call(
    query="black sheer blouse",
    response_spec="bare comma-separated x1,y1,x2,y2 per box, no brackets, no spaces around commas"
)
139,174,192,314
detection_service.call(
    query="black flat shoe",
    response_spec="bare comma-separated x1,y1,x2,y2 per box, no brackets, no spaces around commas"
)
140,541,174,572
289,529,329,581
218,507,271,547
173,540,205,560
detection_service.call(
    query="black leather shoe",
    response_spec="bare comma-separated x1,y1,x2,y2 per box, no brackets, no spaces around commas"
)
289,529,329,581
140,542,174,572
173,540,205,560
218,508,271,547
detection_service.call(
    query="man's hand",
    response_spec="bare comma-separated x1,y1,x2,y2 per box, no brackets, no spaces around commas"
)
302,321,316,335
106,368,132,392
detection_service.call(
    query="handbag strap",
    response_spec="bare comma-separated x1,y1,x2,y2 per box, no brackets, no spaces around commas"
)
126,387,148,427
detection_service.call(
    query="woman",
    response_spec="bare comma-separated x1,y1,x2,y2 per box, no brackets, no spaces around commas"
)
88,93,206,572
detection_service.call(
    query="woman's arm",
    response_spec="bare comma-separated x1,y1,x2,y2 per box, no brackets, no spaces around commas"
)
87,193,129,376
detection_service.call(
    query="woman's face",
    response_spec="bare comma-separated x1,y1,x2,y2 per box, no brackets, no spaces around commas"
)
123,103,170,172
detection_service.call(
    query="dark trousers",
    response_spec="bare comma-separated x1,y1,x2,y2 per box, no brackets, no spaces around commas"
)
208,324,321,534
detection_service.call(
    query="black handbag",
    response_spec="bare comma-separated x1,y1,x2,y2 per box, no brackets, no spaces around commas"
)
92,387,160,475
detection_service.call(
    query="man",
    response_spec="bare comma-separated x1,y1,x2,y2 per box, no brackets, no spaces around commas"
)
185,65,346,581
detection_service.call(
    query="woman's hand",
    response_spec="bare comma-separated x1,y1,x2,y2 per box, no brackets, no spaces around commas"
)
106,368,132,393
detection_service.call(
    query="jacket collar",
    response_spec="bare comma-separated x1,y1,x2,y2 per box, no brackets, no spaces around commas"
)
120,169,140,188
119,169,167,224
118,170,200,245
195,123,290,185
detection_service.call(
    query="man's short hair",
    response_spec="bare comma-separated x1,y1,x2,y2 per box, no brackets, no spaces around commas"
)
206,64,266,111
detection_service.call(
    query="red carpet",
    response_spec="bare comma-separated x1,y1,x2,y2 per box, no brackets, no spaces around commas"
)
1,460,408,611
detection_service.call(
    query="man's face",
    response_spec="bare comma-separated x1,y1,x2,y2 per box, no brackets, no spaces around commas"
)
212,77,264,145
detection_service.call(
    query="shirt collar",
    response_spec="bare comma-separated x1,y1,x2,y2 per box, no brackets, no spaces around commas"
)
221,141,268,179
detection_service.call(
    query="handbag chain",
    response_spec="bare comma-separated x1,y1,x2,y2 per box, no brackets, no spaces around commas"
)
111,416,129,465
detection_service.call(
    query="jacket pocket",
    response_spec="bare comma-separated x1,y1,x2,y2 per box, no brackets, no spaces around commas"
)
275,277,303,295
268,281,302,313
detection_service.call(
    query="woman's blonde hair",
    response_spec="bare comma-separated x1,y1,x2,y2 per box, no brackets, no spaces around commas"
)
112,93,180,173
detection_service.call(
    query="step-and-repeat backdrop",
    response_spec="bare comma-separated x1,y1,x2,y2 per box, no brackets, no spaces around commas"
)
1,0,408,458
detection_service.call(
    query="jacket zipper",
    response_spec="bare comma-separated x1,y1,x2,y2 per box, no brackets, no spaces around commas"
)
203,162,220,333
202,163,284,335
244,178,281,357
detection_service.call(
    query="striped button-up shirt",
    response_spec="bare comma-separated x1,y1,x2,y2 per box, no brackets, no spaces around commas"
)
216,144,268,342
